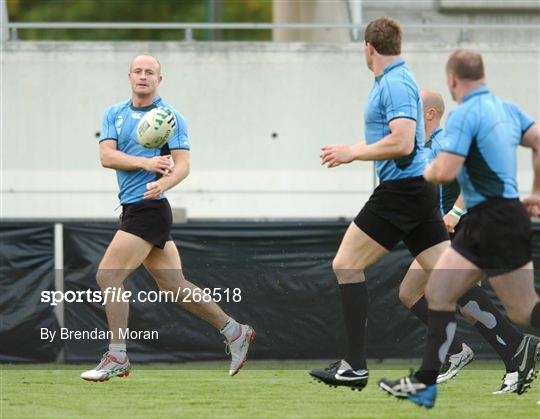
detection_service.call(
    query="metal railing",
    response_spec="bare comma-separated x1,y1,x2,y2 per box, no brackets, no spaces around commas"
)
4,21,539,42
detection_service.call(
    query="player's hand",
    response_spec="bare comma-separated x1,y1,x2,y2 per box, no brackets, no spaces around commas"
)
442,212,460,234
143,156,173,175
144,181,164,200
522,195,540,217
320,145,355,168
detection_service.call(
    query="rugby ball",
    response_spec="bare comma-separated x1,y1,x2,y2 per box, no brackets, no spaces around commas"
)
136,107,177,149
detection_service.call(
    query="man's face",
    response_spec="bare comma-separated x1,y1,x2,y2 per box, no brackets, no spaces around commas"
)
364,43,374,71
128,56,162,96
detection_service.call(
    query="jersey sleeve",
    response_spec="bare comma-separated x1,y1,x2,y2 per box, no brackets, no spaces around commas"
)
381,77,418,123
168,112,190,151
507,101,535,135
441,107,476,157
99,106,118,142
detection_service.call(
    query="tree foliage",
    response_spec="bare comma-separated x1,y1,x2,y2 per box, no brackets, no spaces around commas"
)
6,0,272,41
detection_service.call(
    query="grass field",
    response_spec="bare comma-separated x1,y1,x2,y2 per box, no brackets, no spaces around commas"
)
1,361,539,418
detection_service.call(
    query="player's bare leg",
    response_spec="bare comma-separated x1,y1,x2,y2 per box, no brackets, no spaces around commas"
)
489,262,540,394
424,247,482,309
97,231,154,340
332,223,389,283
399,259,427,308
489,262,539,326
144,241,255,376
310,223,388,390
81,230,154,382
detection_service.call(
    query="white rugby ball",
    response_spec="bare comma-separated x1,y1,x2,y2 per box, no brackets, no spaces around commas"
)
136,107,177,149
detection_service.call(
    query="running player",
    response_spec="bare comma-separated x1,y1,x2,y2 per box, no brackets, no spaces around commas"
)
379,49,540,408
81,54,255,382
399,89,526,393
309,17,450,391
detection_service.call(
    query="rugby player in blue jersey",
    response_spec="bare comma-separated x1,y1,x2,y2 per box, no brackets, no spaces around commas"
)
379,50,540,408
81,54,255,382
399,89,527,393
310,17,451,391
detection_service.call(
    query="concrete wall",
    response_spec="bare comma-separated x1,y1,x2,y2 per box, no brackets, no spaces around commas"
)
272,0,540,44
1,41,539,219
273,0,351,42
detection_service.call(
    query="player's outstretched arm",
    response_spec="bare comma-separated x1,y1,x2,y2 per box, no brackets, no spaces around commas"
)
320,118,415,168
520,123,540,216
144,150,190,200
99,140,172,174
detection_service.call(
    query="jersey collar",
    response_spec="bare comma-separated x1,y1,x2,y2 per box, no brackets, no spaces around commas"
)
462,86,489,102
430,126,443,141
384,58,405,74
375,58,405,81
425,126,442,148
130,96,161,111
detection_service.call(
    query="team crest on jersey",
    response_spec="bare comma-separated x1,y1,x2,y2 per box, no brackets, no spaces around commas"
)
115,115,124,136
131,112,143,120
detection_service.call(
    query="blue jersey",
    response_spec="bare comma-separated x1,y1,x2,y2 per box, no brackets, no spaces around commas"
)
441,86,534,210
364,58,426,182
425,127,461,215
99,96,189,204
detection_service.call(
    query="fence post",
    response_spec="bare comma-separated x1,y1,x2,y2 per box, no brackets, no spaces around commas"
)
54,222,65,363
1,0,8,43
184,27,193,41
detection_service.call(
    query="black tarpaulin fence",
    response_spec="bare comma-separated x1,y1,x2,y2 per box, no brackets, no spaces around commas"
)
1,221,539,363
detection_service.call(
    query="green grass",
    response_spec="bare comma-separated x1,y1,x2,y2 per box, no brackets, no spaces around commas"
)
1,361,539,418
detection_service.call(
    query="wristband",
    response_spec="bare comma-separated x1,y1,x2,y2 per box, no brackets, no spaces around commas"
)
450,205,464,218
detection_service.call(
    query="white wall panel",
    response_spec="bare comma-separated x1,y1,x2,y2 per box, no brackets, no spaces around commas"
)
1,41,538,219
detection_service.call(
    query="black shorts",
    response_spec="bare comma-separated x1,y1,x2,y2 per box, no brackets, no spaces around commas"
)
451,198,532,276
119,199,173,249
354,176,449,257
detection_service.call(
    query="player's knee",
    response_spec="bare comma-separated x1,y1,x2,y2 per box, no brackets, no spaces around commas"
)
398,285,415,308
425,281,453,308
332,253,369,272
96,269,124,289
96,270,111,289
332,255,344,272
331,256,346,278
332,257,364,283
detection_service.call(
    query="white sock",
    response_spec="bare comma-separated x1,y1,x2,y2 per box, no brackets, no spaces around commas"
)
109,343,127,360
220,318,242,342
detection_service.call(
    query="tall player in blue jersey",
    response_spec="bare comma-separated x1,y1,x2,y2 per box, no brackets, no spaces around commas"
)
379,50,540,408
81,54,255,382
309,17,450,390
399,89,527,393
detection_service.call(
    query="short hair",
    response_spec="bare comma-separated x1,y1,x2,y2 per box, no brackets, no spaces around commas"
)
364,17,402,56
421,89,445,119
130,53,161,74
446,49,485,81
